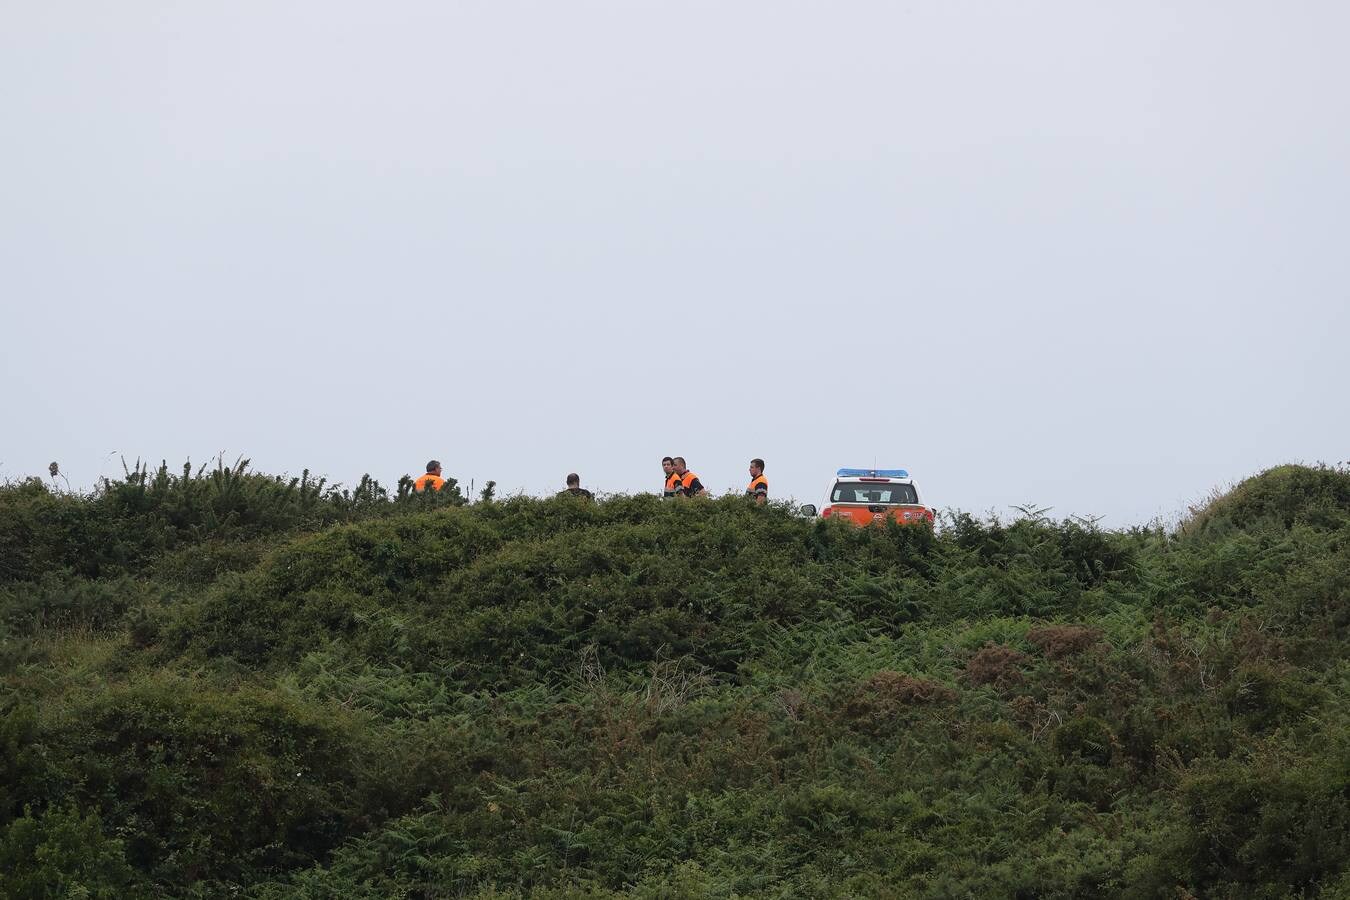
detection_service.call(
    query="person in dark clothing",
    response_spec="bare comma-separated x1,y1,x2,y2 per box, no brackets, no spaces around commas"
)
558,473,594,501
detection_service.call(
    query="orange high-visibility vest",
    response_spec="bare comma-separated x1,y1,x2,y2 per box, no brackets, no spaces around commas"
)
414,472,446,492
664,472,680,497
678,471,702,494
747,475,768,497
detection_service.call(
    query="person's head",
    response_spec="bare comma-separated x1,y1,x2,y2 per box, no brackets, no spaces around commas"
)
426,460,441,475
750,458,765,477
673,456,687,474
662,456,674,475
566,473,580,487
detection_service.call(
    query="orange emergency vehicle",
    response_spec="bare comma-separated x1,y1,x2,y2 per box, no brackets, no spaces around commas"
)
811,468,935,526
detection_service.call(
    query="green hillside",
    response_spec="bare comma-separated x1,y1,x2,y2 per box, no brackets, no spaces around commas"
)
2,462,1347,898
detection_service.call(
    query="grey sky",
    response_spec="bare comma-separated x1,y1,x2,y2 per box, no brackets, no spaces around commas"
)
3,1,1347,525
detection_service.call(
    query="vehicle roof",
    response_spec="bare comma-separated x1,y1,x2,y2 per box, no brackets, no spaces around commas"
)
834,468,914,482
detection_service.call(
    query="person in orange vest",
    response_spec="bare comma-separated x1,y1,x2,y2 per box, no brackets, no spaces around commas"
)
746,458,768,504
662,456,679,498
414,460,447,492
672,457,706,498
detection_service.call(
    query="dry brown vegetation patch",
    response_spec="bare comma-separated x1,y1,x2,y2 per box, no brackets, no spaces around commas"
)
1026,624,1101,659
965,644,1028,687
842,671,957,727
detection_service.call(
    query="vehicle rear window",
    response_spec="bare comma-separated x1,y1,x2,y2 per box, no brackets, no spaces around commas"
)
831,482,918,505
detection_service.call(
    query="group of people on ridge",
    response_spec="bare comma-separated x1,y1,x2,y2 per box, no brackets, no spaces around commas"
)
661,456,767,504
413,456,769,504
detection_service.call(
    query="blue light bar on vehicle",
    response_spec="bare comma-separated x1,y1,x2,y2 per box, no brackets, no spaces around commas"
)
836,468,909,478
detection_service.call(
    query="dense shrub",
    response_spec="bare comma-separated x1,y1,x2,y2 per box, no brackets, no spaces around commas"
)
1174,750,1350,894
1181,463,1350,538
0,803,139,898
0,459,469,583
1051,716,1116,766
9,678,410,890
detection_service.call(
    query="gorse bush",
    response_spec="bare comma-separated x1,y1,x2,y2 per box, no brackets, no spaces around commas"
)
0,457,468,584
1181,462,1350,537
0,463,1347,896
0,802,137,899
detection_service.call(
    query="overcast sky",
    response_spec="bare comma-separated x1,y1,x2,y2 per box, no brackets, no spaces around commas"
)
2,1,1347,526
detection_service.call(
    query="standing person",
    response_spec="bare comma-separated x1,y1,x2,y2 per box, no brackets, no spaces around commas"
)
662,456,679,498
558,473,594,501
746,458,768,504
672,457,706,498
414,460,447,492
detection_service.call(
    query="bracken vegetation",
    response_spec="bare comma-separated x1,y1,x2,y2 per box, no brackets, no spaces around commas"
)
1,460,1347,898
